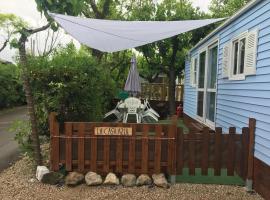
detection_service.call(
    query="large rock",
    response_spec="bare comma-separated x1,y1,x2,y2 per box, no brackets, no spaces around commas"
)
36,166,49,181
152,173,169,188
41,172,63,185
136,174,152,186
104,173,120,185
85,172,103,186
65,172,84,186
121,174,136,187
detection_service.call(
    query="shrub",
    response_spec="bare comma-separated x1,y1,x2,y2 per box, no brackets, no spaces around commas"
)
27,44,117,136
9,120,33,156
0,63,25,109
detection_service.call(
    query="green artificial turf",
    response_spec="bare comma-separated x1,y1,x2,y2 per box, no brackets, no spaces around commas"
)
171,168,245,185
158,118,189,133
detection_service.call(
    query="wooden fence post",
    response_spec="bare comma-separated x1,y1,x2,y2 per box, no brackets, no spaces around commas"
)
246,118,256,191
49,112,60,171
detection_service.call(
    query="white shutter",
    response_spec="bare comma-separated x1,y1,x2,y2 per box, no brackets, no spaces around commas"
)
244,29,258,75
190,57,194,86
222,43,230,78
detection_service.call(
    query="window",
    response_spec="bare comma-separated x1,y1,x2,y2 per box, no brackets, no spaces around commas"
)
222,29,258,80
231,37,246,79
190,57,198,87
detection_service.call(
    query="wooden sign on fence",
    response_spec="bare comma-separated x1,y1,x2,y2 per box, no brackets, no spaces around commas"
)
94,127,132,136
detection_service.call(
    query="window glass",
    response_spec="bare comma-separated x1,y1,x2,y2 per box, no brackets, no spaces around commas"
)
233,41,239,75
194,58,198,85
206,92,216,122
208,45,218,89
198,51,206,88
239,38,246,74
197,91,204,117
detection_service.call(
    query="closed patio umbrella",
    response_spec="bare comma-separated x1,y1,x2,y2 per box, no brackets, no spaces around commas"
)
124,56,141,96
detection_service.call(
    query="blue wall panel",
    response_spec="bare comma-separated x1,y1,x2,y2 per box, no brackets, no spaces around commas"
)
184,0,270,165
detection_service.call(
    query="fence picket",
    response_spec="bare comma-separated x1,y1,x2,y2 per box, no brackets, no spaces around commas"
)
65,123,72,171
116,123,123,173
154,125,162,173
241,127,249,179
142,124,149,174
90,123,97,172
201,127,209,175
103,124,110,173
214,127,222,176
227,127,236,176
78,123,85,172
176,127,183,174
128,124,136,173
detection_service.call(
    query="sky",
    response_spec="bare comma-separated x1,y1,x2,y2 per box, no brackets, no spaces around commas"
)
0,0,211,62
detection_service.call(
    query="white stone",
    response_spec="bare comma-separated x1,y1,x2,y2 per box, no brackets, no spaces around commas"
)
121,174,136,187
36,166,49,181
85,172,103,186
152,173,169,188
29,178,36,183
104,173,119,185
136,174,152,186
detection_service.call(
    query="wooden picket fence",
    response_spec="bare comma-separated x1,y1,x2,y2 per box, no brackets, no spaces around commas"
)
50,113,255,181
50,113,177,175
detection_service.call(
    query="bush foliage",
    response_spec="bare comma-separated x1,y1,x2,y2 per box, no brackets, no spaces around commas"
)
27,44,117,135
0,63,25,109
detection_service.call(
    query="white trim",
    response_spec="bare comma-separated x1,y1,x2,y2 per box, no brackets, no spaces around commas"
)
189,0,263,53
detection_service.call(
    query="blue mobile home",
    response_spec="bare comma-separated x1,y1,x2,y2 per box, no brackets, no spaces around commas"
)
184,0,270,197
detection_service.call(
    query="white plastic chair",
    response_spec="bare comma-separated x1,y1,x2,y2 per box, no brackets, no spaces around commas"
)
123,97,143,123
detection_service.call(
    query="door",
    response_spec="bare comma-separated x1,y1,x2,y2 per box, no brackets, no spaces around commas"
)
197,51,206,120
206,44,218,127
197,42,218,127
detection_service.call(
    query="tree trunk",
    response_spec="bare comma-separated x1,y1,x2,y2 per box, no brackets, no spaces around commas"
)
168,36,179,116
19,34,42,166
168,65,176,116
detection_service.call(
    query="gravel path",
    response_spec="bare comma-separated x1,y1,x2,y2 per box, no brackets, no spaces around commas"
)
0,156,263,200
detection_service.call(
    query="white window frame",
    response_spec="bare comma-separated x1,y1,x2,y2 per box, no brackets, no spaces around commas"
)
229,31,248,80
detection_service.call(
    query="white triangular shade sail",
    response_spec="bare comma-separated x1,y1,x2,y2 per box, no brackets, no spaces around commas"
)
49,12,224,53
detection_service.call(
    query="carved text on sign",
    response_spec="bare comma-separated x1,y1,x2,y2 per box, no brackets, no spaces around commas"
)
94,127,132,136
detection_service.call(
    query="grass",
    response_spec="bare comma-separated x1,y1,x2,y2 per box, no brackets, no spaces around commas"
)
171,168,245,185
